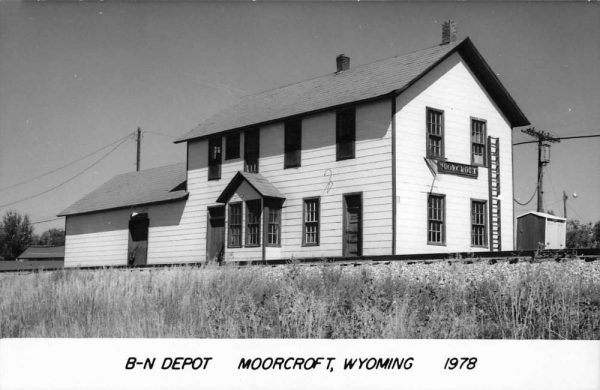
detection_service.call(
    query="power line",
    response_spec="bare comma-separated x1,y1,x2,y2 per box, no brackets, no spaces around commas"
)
31,217,63,225
513,133,600,146
143,130,176,139
0,132,135,193
0,137,130,208
514,186,538,206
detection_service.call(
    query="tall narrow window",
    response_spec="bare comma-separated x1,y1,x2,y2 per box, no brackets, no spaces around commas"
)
471,119,487,166
266,204,281,246
284,119,302,168
225,132,240,160
245,200,261,246
303,197,320,246
244,129,259,173
427,194,445,245
208,136,222,180
228,203,242,248
471,200,487,247
426,108,444,159
336,107,356,160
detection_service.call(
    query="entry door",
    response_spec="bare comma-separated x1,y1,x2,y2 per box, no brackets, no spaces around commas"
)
128,214,149,266
206,206,225,263
343,194,362,257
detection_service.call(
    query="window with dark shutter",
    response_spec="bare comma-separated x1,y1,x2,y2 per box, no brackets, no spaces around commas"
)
471,200,487,247
228,203,242,248
427,194,445,245
336,107,356,160
244,129,259,173
302,197,320,246
225,132,240,160
471,119,487,166
208,136,222,180
284,119,302,168
245,199,261,246
426,108,444,159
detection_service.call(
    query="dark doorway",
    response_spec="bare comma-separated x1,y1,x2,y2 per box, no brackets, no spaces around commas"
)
343,193,362,257
128,213,149,266
206,206,225,263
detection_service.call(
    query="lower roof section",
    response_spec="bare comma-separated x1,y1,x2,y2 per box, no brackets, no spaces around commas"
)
58,163,188,217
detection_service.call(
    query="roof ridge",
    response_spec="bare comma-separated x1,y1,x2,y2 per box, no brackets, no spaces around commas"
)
246,40,464,97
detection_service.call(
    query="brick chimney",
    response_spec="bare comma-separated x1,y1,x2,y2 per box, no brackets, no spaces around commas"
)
441,20,457,45
336,54,350,72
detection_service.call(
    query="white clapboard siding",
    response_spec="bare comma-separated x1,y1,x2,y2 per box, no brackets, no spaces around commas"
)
394,52,514,254
186,99,393,261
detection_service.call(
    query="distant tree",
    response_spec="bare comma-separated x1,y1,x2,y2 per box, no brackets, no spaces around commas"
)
593,221,600,248
37,228,65,246
566,219,594,249
0,211,34,260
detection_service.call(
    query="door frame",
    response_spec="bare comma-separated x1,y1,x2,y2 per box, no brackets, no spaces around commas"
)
342,192,363,257
206,205,226,263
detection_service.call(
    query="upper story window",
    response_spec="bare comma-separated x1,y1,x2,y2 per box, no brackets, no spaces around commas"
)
471,199,487,247
426,108,444,159
427,193,445,245
225,132,240,160
228,202,242,248
336,107,356,160
471,119,487,166
284,119,302,168
208,136,222,180
245,199,261,247
302,197,320,246
244,128,259,173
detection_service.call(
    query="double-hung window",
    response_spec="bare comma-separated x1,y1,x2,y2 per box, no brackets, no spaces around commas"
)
244,129,259,173
284,119,302,168
471,200,487,247
471,119,487,166
228,203,242,248
266,203,281,246
245,200,261,246
427,194,445,245
208,136,222,180
426,108,444,159
303,197,320,246
336,107,356,160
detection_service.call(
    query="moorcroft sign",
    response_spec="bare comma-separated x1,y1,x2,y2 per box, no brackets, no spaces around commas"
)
437,160,478,178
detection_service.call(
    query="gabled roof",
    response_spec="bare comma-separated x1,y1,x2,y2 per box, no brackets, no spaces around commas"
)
176,37,529,143
216,171,285,203
17,246,65,260
517,211,566,221
58,163,188,216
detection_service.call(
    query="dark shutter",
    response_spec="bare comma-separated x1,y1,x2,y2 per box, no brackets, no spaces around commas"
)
336,107,356,160
225,133,240,160
284,119,302,168
244,129,259,173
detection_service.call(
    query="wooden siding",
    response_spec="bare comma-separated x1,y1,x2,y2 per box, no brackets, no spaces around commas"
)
63,200,199,267
186,99,393,262
394,52,514,253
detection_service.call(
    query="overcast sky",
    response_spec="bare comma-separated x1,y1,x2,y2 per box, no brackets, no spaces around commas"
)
0,1,598,234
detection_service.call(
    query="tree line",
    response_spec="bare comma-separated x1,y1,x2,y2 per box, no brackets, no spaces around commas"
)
0,211,65,260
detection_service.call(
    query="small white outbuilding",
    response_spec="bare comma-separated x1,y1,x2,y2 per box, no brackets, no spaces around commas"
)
516,211,567,251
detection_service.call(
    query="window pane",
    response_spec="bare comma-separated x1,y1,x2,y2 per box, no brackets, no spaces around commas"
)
244,129,259,173
225,133,240,160
208,137,222,180
228,203,242,247
427,195,444,244
284,120,302,168
426,109,444,158
245,200,261,246
303,198,320,245
336,108,355,160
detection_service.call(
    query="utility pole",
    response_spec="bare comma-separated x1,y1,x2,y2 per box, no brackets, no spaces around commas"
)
136,127,141,172
521,127,560,213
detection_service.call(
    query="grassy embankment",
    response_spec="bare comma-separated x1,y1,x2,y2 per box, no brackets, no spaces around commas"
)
1,260,598,338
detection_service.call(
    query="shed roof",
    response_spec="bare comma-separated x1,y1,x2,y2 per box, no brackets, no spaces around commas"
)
217,171,285,203
17,246,65,260
516,211,567,221
176,37,529,143
58,163,188,216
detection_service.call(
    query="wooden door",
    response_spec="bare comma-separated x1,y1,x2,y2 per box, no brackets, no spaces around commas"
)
128,214,149,266
206,206,225,263
343,194,362,257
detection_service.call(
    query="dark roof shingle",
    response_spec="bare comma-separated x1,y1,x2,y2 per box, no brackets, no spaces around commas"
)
176,38,528,143
58,163,188,216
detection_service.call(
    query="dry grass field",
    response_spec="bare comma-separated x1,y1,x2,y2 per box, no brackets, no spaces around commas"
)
1,260,599,339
